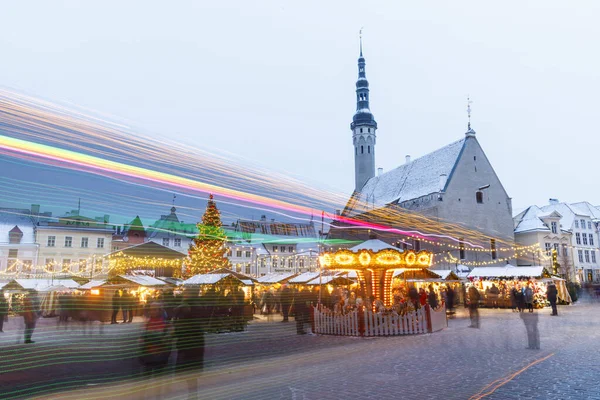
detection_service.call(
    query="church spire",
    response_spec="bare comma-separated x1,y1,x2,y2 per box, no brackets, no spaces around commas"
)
351,30,378,192
465,96,476,137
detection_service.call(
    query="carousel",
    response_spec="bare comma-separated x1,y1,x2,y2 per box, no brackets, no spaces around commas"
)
320,239,433,308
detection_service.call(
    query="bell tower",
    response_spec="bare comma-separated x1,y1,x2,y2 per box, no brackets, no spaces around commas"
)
351,31,377,191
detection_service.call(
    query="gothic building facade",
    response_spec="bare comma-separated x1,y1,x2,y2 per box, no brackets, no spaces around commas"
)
329,42,515,269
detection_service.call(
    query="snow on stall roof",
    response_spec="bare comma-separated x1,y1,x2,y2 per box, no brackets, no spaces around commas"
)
350,239,403,252
349,139,465,213
306,275,352,285
335,270,358,279
256,273,297,284
119,275,166,287
430,270,458,280
0,281,10,290
240,279,254,286
79,280,107,289
183,273,232,285
468,265,549,278
15,279,81,291
288,272,321,284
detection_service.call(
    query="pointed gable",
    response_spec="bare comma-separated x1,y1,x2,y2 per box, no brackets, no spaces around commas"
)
9,225,24,244
346,138,466,215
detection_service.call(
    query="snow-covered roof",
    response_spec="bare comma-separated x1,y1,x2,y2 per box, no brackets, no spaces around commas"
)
0,281,10,290
79,280,107,289
240,279,254,286
306,275,352,285
118,275,166,287
335,270,358,279
468,265,550,279
514,205,551,233
349,239,403,252
14,279,81,291
0,209,36,243
183,273,233,285
256,272,297,284
288,272,321,284
430,270,459,280
347,139,465,213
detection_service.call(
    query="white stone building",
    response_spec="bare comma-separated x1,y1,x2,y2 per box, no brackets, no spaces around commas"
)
0,208,38,276
514,200,600,283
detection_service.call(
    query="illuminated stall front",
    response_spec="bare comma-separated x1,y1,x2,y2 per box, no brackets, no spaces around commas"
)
320,239,433,308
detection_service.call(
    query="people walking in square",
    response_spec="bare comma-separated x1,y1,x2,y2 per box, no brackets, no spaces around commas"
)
408,286,419,310
524,284,534,312
488,283,500,308
510,287,518,312
121,290,130,323
22,290,39,343
516,285,525,312
446,285,455,315
126,290,136,323
280,284,292,322
294,289,310,334
468,286,480,329
520,310,540,349
547,282,558,316
111,290,121,324
0,290,8,332
427,285,438,309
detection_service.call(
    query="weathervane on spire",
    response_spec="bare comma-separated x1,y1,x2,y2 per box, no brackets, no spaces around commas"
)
467,96,473,130
359,27,364,56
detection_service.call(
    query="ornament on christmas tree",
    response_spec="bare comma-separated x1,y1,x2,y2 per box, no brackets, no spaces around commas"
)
185,194,231,277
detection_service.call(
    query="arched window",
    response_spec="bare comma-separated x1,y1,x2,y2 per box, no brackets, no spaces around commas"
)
368,128,370,133
355,147,357,155
360,128,363,133
368,145,370,153
361,145,364,154
476,191,484,204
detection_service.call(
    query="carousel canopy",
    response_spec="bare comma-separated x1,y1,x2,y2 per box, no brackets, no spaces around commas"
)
183,273,244,285
256,272,297,284
349,239,403,252
468,265,551,279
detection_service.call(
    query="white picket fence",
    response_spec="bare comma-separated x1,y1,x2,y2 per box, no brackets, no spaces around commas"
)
313,306,361,336
312,305,440,336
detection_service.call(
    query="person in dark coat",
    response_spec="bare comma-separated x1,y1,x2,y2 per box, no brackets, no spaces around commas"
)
22,290,39,343
547,282,558,316
446,285,455,314
0,290,8,332
293,289,310,334
524,285,534,313
126,290,136,323
521,310,540,349
111,290,121,324
230,287,245,331
408,286,419,310
516,285,525,312
510,287,518,312
280,284,293,322
121,291,131,323
427,285,438,309
468,286,480,328
175,293,206,400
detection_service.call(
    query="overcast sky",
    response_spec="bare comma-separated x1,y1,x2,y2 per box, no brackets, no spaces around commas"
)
2,1,599,215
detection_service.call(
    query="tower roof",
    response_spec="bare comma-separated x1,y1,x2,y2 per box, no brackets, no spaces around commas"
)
351,33,376,129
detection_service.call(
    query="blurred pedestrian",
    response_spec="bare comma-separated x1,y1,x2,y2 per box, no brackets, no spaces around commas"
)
22,290,39,343
525,285,534,313
111,290,121,324
489,283,500,308
139,302,171,374
0,290,8,332
419,288,427,307
520,310,540,349
510,287,518,312
174,294,205,400
468,286,480,329
427,285,438,309
516,285,525,312
446,285,455,314
294,289,310,334
408,286,419,310
547,282,558,316
121,290,130,323
280,284,292,322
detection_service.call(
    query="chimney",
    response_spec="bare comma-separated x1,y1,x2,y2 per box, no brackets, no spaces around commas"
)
405,155,411,164
439,174,448,191
549,198,559,205
104,214,110,223
377,167,383,176
260,215,266,221
31,204,40,215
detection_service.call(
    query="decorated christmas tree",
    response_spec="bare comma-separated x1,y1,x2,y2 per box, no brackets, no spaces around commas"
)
185,194,231,276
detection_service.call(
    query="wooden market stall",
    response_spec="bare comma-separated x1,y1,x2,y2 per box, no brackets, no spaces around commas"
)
466,265,569,308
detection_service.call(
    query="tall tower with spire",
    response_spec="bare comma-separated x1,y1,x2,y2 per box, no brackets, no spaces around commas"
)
351,31,377,191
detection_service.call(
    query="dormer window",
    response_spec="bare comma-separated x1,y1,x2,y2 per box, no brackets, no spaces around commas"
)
551,221,557,234
9,226,23,244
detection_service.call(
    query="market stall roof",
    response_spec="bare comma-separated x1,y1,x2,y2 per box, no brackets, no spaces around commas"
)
109,241,186,259
156,277,183,286
43,284,75,292
430,270,460,280
256,272,297,284
0,281,13,290
392,269,442,279
349,239,403,253
79,280,107,290
468,265,551,279
240,279,254,286
288,272,321,284
209,267,257,282
14,278,81,291
306,275,353,285
183,273,244,286
456,264,471,279
115,275,167,287
335,270,358,279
